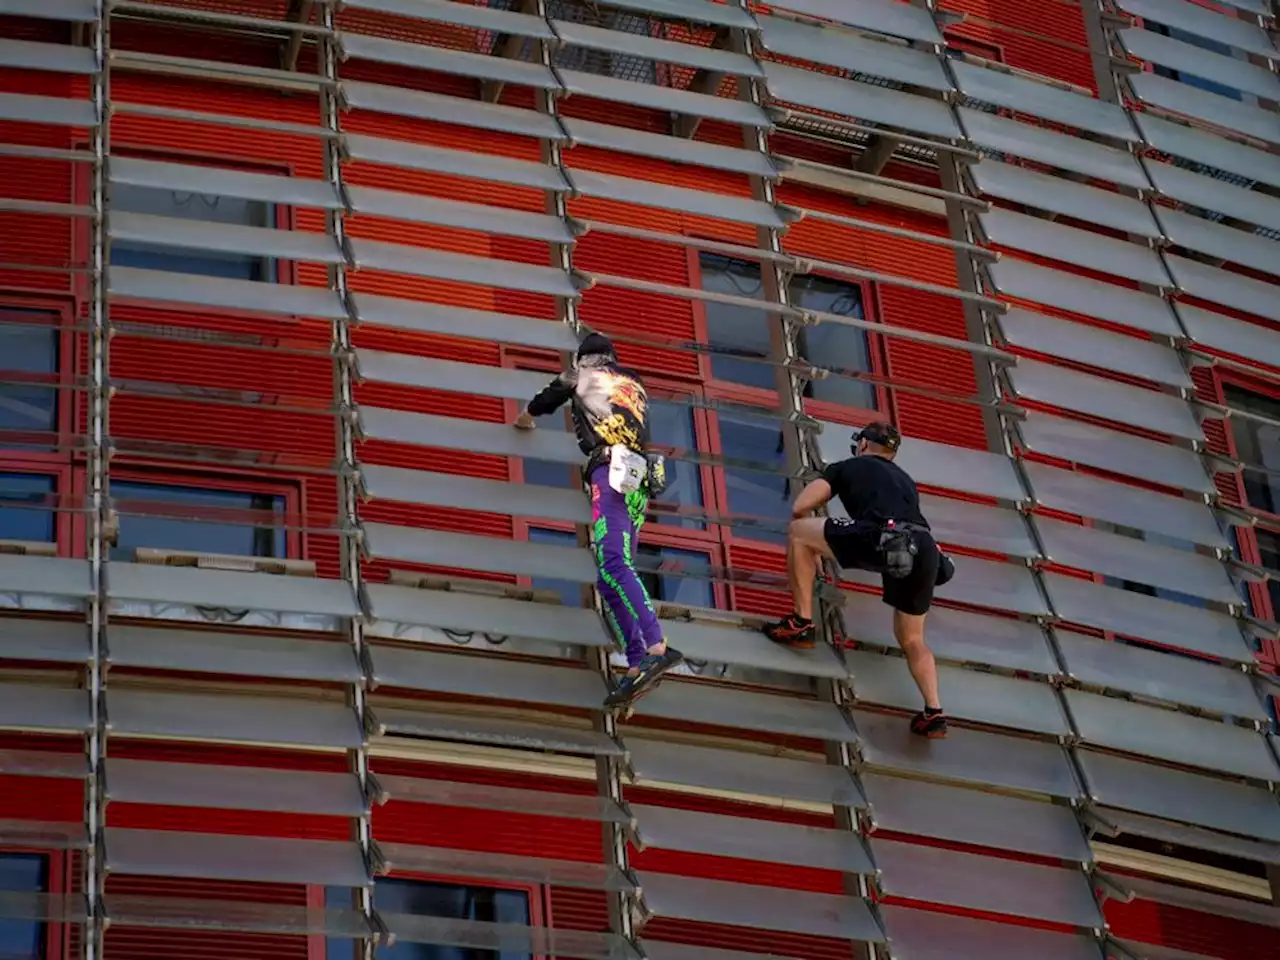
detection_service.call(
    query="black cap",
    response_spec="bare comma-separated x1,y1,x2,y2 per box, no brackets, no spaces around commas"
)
852,420,901,454
576,332,616,361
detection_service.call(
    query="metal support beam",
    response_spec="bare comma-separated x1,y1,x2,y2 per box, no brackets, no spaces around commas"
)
854,135,902,176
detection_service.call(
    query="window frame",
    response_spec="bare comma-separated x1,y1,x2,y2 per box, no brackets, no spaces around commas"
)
0,847,67,960
685,247,890,425
104,465,304,562
307,876,548,960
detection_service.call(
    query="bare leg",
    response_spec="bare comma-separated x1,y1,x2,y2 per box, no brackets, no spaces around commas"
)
894,609,941,710
787,518,836,620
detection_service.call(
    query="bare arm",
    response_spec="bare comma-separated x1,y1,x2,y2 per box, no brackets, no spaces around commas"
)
792,478,834,519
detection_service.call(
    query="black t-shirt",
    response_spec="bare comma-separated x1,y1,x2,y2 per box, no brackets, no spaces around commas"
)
822,455,929,529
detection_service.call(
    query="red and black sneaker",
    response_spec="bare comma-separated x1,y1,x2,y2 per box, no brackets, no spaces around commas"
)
910,708,948,740
764,613,816,650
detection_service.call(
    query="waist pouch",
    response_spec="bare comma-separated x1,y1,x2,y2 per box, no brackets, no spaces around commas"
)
879,521,921,580
607,444,648,494
645,453,669,497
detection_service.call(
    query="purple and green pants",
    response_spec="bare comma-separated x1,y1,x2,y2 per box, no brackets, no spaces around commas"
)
589,464,663,667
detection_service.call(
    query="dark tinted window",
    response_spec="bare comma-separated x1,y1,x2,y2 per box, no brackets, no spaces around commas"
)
0,853,46,959
110,481,286,560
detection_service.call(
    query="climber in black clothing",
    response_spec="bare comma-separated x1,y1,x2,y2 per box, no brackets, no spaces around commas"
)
763,421,955,739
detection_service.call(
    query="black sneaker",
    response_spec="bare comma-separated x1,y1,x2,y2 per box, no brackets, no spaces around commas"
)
604,646,685,707
910,708,948,739
764,613,816,649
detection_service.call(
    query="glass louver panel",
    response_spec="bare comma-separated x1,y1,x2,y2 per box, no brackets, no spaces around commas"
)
357,407,582,464
589,0,756,30
341,82,566,140
1146,159,1280,235
380,842,633,892
550,19,761,76
354,354,557,401
354,294,578,352
0,749,86,779
109,265,348,320
0,684,90,734
0,38,97,74
767,0,941,44
560,118,778,178
362,464,588,525
109,212,342,264
567,169,787,229
339,32,559,89
376,775,630,824
347,186,575,243
971,159,1160,238
638,681,858,743
362,524,597,584
342,0,553,38
0,619,89,664
1120,28,1280,102
1176,303,1280,368
952,60,1136,142
104,895,371,938
665,618,848,679
1135,111,1280,191
845,556,1048,617
110,156,341,209
1094,807,1280,867
879,905,1104,960
380,914,633,960
373,705,623,757
107,563,361,618
1131,72,1280,148
351,242,579,297
345,133,568,191
0,91,96,127
1165,253,1280,324
0,555,91,598
558,69,772,128
1,0,96,21
1157,208,1280,279
107,626,362,683
1116,0,1276,60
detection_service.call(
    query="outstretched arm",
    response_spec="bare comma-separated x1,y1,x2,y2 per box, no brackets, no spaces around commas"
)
514,375,574,430
791,478,834,519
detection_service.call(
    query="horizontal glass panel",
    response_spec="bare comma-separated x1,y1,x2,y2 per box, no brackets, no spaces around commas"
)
107,688,364,749
0,37,96,74
636,870,884,941
1165,253,1280,324
1065,689,1279,781
551,19,760,76
358,353,546,400
0,619,88,663
558,69,772,127
107,625,362,683
769,0,941,44
354,293,576,352
1134,111,1280,191
560,117,777,178
666,618,848,679
0,91,96,127
981,208,1171,287
756,14,950,92
1079,748,1280,843
373,704,623,757
348,185,574,243
110,265,348,319
362,524,597,584
879,904,1104,960
1008,360,1202,441
344,0,552,37
0,748,85,778
847,650,1069,736
815,422,1028,504
351,241,578,297
1120,874,1280,930
1000,309,1190,389
110,156,339,210
632,803,874,873
363,465,587,525
953,60,1136,143
639,942,802,960
837,494,1034,559
339,32,558,89
105,759,368,816
1035,517,1237,604
381,913,631,960
365,582,608,649
358,407,581,464
863,774,1091,862
370,645,606,709
0,891,85,924
568,169,785,228
626,738,865,808
1132,72,1280,148
987,258,1181,338
1176,303,1280,368
1116,0,1276,60
1023,461,1227,550
971,159,1160,238
842,591,1059,675
1095,807,1280,867
1017,411,1214,494
764,63,960,140
1157,208,1280,279
960,108,1147,189
1120,28,1280,102
377,774,629,823
845,556,1049,617
1,0,95,21
1043,572,1252,662
380,842,631,892
591,0,757,29
0,683,90,734
0,554,90,599
110,212,341,264
106,827,370,886
0,819,85,849
638,680,858,743
107,563,361,618
1147,159,1280,235
852,709,1081,798
346,133,567,191
873,838,1102,927
106,895,370,938
342,81,566,140
1057,631,1265,720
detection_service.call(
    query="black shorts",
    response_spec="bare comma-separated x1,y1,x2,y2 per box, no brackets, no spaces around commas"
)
823,517,941,617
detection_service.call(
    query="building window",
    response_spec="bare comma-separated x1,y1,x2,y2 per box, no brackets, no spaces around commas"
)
0,853,47,959
715,409,792,546
528,526,584,608
109,179,276,281
696,253,878,409
0,475,55,544
0,309,59,447
109,480,286,561
1225,387,1280,517
326,880,531,959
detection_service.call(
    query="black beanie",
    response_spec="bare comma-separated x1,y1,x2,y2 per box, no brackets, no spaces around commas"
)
576,332,615,361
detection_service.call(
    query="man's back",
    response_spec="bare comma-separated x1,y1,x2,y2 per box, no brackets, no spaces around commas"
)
823,455,928,528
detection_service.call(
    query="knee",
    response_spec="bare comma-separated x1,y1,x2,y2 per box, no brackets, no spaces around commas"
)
788,519,811,545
